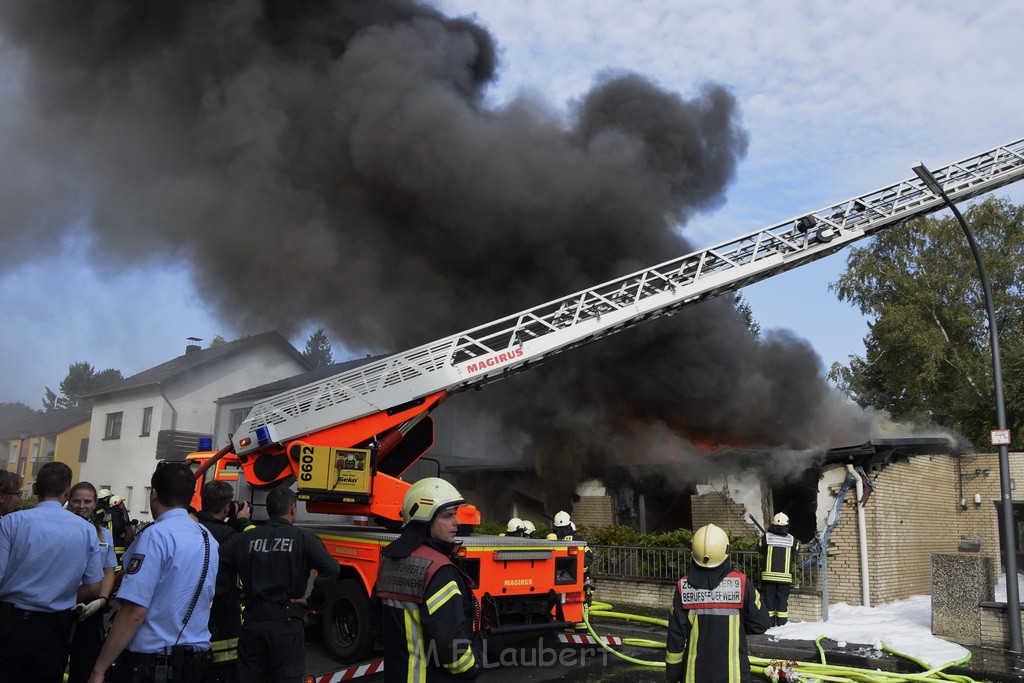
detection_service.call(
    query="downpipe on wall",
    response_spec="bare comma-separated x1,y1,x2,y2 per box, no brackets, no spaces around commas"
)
847,464,870,608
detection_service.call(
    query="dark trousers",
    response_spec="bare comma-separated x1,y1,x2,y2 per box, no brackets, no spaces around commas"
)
763,581,792,626
68,609,106,683
109,649,207,683
238,618,305,683
0,607,74,683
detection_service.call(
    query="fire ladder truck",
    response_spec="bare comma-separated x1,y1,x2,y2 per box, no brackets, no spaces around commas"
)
190,138,1024,668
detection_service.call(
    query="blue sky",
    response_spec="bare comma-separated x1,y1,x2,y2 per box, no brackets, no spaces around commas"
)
2,1,1023,408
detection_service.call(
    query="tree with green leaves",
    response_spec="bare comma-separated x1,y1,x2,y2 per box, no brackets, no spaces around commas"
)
43,362,124,411
828,197,1024,447
302,328,334,369
734,293,761,338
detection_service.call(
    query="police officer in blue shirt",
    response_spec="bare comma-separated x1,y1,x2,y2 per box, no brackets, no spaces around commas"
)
89,462,217,683
0,461,104,683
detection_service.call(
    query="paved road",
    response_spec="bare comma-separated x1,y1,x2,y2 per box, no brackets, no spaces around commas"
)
305,618,670,682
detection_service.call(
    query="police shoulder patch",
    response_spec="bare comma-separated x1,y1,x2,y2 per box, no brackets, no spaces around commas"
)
125,554,145,574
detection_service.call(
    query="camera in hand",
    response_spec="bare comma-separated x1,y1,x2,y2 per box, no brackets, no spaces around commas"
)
229,500,245,518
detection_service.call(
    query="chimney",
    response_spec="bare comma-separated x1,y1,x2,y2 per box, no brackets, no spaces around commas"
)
186,337,203,354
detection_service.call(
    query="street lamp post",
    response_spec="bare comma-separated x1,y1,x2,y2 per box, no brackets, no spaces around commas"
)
913,162,1022,654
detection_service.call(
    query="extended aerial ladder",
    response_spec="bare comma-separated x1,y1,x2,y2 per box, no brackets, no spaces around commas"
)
223,138,1024,520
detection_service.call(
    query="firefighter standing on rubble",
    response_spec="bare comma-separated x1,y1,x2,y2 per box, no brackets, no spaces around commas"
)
758,512,798,626
376,478,480,682
666,524,769,683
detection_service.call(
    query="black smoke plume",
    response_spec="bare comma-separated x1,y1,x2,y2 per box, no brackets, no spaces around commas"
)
0,1,874,507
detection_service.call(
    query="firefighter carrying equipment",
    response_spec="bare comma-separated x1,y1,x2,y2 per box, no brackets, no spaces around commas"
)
691,524,730,568
401,478,464,528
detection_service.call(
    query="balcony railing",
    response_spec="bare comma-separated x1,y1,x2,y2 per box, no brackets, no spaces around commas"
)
590,545,819,590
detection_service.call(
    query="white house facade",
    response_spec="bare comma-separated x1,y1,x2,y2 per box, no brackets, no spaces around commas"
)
80,332,310,519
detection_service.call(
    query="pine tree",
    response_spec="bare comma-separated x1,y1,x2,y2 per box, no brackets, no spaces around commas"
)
43,362,123,411
302,328,334,369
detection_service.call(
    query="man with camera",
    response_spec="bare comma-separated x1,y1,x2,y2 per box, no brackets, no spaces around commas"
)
197,481,253,683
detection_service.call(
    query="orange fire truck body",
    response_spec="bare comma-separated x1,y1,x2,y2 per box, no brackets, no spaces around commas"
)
186,449,587,663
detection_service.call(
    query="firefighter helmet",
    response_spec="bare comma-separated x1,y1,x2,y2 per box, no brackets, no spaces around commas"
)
401,478,465,528
522,520,536,537
97,488,113,500
109,495,125,507
553,510,571,527
506,517,524,533
691,523,730,568
772,512,790,526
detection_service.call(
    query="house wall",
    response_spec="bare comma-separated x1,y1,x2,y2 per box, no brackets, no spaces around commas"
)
691,492,761,538
825,455,962,606
572,496,614,527
954,450,1024,583
55,421,91,485
83,347,307,520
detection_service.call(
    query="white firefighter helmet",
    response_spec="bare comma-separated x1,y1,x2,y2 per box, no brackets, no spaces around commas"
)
691,523,730,568
109,495,125,507
401,478,465,528
553,510,572,527
97,488,113,500
506,517,524,533
772,512,790,526
522,520,536,536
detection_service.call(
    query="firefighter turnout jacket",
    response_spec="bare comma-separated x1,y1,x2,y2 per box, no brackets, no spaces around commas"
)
665,561,769,683
377,538,479,682
759,524,798,583
198,510,253,669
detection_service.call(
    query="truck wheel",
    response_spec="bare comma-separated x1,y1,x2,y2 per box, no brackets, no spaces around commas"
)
321,578,377,663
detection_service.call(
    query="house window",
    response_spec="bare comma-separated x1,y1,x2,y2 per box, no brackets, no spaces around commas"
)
79,438,89,463
125,486,133,511
141,486,151,514
229,407,252,435
104,412,123,440
141,407,153,437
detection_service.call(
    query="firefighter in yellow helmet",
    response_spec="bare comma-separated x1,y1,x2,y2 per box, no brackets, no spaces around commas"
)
665,524,769,683
376,478,480,681
758,511,799,626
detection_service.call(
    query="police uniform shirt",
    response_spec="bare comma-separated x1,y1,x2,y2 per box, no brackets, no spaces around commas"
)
96,526,117,572
117,507,218,653
0,501,103,612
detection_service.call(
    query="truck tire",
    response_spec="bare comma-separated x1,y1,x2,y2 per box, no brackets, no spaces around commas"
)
321,578,377,663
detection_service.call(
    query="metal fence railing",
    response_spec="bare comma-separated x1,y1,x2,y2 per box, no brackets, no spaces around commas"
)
590,546,820,590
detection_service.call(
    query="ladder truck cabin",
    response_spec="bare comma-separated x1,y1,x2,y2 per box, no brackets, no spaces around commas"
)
189,139,1024,664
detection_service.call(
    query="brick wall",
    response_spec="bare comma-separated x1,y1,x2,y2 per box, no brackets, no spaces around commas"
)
572,496,614,527
953,451,1024,583
980,604,1024,648
691,493,760,538
826,456,961,606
